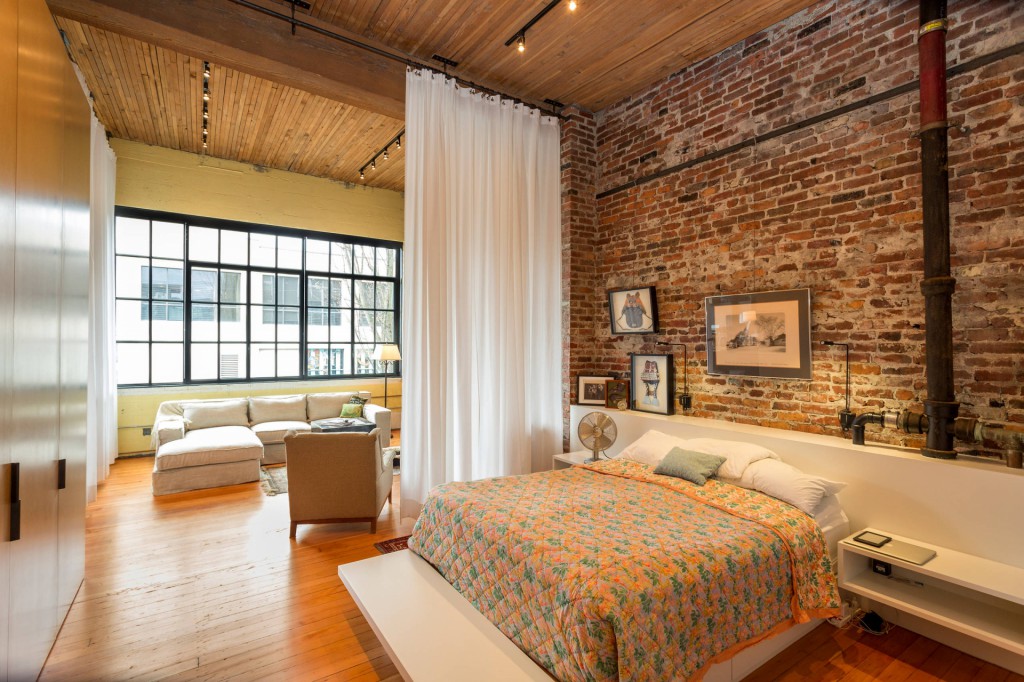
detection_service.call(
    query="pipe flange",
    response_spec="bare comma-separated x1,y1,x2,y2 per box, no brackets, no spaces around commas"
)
921,276,957,296
918,18,949,39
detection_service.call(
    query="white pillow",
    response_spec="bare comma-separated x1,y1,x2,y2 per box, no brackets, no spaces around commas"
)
615,430,690,467
683,437,780,479
813,494,847,529
249,395,306,424
740,459,846,515
182,399,249,430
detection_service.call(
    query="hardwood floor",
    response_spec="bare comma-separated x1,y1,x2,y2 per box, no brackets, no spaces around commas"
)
42,452,1022,681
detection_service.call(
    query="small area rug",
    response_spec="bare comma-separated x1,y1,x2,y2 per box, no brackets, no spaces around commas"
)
259,446,401,497
374,535,411,554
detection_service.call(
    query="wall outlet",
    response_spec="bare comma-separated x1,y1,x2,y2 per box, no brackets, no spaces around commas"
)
142,427,152,436
827,601,857,628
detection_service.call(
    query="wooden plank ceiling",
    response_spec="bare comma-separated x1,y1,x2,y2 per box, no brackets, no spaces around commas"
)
55,0,817,191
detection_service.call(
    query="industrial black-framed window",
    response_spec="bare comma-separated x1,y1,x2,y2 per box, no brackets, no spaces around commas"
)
113,207,401,387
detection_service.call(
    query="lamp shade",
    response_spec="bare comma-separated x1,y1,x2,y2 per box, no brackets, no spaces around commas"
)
372,344,401,362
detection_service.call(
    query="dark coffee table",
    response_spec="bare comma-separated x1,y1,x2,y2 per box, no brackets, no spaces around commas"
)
310,417,375,434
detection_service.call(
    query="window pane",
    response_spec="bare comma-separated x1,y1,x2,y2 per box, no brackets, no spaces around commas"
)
277,344,300,377
251,306,275,341
330,309,351,342
355,310,374,342
191,303,217,341
307,309,328,343
115,256,149,299
115,217,149,256
220,270,246,303
150,262,184,300
277,307,300,342
354,245,374,275
115,300,149,341
376,247,397,277
306,239,329,272
151,343,184,383
191,268,218,302
375,281,394,309
220,230,248,265
251,343,276,378
306,345,329,376
189,226,218,261
220,305,246,341
251,272,274,305
331,279,351,308
152,222,184,259
278,274,300,306
190,343,218,381
354,280,374,309
219,343,247,380
330,345,350,375
353,344,375,374
308,276,329,308
116,343,149,384
331,242,352,273
278,236,302,270
375,311,395,343
152,304,184,341
251,233,276,268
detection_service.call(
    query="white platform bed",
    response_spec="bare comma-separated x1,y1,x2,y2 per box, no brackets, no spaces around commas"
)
339,409,1024,680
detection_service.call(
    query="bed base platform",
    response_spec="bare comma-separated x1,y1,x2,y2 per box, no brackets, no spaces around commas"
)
339,549,819,682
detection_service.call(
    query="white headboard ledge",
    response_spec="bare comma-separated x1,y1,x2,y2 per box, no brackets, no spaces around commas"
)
569,406,1024,568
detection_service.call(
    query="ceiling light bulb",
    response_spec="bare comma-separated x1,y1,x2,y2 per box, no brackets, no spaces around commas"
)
360,170,364,179
371,160,376,170
396,136,401,149
204,65,211,78
203,90,210,102
517,35,525,53
203,141,208,149
203,111,209,120
568,0,577,10
383,149,389,160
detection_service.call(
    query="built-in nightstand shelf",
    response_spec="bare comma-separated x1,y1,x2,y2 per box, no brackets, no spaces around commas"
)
838,529,1024,658
552,451,596,470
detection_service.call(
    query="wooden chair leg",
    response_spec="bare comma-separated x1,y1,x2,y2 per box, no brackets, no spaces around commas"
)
289,521,297,539
370,519,377,534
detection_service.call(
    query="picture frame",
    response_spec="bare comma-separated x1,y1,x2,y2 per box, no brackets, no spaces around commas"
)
629,353,674,415
608,286,658,335
605,379,630,410
577,376,613,406
705,288,812,380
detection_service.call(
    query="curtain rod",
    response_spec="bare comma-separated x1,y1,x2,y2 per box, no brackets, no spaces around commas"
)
225,0,564,119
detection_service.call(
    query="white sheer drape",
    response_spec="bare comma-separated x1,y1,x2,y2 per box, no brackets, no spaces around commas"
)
400,69,563,518
86,115,117,502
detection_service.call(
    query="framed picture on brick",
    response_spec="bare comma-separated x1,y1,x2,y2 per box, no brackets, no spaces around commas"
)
608,286,658,335
630,353,674,415
578,375,613,406
705,288,812,380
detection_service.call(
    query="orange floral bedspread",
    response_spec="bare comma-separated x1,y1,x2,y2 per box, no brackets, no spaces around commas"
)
408,459,840,681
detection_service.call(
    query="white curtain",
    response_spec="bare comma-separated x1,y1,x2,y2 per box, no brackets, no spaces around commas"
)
400,69,563,518
86,115,117,502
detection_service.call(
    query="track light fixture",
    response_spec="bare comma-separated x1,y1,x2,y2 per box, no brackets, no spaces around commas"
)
201,61,211,153
505,0,579,54
357,128,406,182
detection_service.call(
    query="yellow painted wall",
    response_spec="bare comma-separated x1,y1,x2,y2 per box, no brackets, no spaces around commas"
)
110,139,404,242
112,139,404,454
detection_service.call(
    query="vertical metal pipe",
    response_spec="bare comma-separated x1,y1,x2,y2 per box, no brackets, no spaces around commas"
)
918,0,958,459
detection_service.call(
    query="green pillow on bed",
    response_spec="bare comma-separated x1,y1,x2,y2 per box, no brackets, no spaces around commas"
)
654,447,727,486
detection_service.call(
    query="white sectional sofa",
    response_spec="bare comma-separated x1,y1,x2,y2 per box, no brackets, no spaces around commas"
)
150,391,391,496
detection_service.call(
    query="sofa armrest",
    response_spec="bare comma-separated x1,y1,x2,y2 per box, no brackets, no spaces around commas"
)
363,403,392,449
152,417,186,451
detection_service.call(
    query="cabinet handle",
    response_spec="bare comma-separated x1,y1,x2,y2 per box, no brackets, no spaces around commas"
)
58,458,66,490
10,462,20,541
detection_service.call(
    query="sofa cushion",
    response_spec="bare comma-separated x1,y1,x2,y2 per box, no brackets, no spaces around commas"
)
307,391,367,421
249,395,306,425
252,420,311,445
155,426,263,471
183,399,249,431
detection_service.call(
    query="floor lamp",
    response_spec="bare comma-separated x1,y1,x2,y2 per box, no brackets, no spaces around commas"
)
372,344,401,409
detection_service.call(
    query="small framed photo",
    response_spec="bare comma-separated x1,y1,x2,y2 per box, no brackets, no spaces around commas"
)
630,353,674,415
705,288,812,380
577,376,613,406
608,286,658,335
605,379,630,410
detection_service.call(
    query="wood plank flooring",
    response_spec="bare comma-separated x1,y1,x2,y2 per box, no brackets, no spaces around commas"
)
42,453,1023,681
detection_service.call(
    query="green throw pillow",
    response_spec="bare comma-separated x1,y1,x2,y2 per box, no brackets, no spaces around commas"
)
340,403,363,418
654,447,727,486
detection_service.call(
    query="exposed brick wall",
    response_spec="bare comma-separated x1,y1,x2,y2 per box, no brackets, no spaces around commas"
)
564,0,1024,453
561,107,599,449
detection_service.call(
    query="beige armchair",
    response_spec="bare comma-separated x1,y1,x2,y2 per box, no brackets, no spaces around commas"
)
284,428,395,537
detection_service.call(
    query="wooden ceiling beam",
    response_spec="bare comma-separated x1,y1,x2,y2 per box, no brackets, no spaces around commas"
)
46,0,407,120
